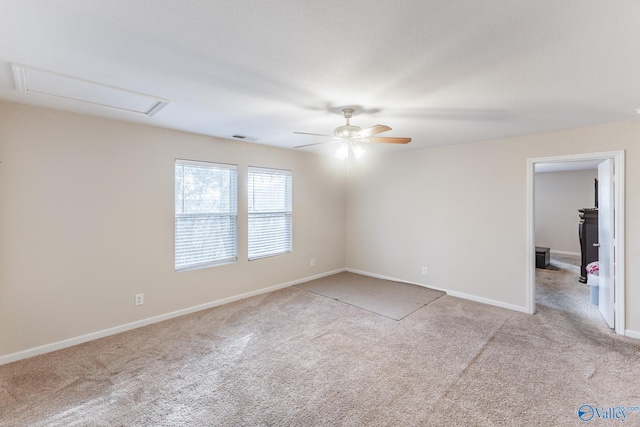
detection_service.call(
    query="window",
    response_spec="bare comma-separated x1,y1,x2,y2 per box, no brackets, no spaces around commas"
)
175,160,237,271
248,167,292,260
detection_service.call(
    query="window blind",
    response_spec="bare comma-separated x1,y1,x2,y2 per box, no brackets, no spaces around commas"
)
175,160,237,271
248,167,292,260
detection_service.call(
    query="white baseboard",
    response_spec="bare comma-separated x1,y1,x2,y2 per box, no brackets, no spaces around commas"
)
549,250,580,257
346,268,529,314
345,268,449,293
625,329,640,340
0,268,345,366
5,266,630,366
445,290,530,313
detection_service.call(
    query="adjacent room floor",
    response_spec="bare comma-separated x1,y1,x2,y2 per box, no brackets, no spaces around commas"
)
535,252,608,331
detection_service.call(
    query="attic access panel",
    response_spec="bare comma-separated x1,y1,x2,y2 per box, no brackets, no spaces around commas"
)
12,64,169,116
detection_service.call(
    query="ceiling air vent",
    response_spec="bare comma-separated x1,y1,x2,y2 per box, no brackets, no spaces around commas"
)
12,64,170,117
231,134,257,141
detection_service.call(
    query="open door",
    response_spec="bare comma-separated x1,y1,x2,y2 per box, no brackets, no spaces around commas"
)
598,159,615,329
528,151,625,333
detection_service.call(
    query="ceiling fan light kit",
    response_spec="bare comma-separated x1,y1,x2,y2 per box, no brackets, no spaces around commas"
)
351,144,365,159
294,107,411,165
335,143,349,160
334,140,365,161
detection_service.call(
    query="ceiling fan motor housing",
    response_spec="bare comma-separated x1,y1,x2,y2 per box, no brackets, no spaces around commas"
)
333,108,360,138
334,125,361,138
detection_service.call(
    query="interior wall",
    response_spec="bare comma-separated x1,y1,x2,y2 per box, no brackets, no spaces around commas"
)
534,169,598,254
0,101,346,358
345,121,639,335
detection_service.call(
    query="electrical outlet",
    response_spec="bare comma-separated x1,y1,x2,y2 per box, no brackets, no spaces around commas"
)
421,266,428,275
134,293,144,306
310,259,315,267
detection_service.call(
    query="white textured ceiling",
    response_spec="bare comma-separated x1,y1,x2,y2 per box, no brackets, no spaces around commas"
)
1,1,640,154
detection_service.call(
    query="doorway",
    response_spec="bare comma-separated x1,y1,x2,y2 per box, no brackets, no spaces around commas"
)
526,151,626,336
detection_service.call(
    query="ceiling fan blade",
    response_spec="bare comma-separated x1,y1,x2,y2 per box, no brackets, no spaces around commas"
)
293,131,333,138
355,124,391,138
365,137,412,144
294,141,335,148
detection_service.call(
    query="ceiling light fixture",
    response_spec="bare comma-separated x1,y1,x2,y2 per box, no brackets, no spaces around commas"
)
352,144,365,159
334,141,365,165
335,143,349,160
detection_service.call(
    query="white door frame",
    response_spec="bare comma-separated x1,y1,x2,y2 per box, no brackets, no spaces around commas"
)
526,150,626,336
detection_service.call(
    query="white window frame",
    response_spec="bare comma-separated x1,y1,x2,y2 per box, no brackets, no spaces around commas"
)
175,159,237,271
248,166,292,260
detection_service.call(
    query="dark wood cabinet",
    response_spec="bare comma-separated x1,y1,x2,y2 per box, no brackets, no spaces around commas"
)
578,208,598,283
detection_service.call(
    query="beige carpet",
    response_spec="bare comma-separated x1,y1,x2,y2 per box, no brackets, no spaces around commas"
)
295,272,445,320
535,253,605,326
1,267,639,426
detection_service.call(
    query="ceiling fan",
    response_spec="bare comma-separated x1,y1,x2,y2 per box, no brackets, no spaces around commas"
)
294,108,411,160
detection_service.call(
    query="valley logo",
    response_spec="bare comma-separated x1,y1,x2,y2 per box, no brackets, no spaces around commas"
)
578,404,640,422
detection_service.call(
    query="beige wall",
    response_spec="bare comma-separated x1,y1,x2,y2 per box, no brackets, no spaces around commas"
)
0,102,346,358
2,100,639,360
535,170,598,254
345,122,639,335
